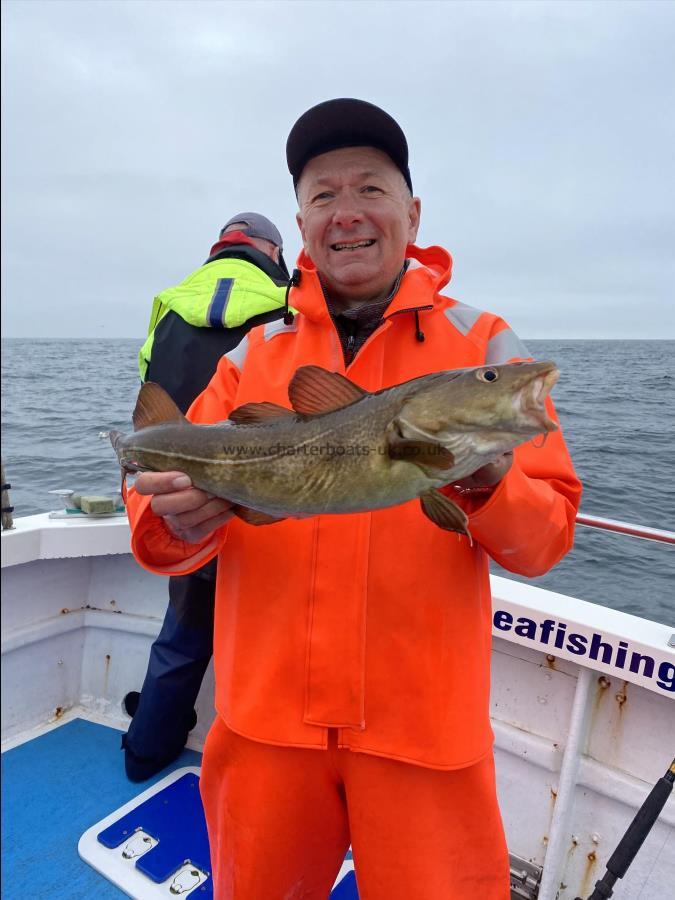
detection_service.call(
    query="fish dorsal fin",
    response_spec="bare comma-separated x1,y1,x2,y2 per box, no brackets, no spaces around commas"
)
133,382,186,431
229,402,295,425
288,365,367,416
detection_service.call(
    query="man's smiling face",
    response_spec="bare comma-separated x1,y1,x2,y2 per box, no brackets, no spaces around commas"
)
296,146,421,308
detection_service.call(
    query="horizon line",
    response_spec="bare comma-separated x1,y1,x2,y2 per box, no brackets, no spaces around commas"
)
3,336,674,342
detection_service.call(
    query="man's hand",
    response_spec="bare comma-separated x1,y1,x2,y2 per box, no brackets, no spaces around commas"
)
452,451,514,493
134,471,235,544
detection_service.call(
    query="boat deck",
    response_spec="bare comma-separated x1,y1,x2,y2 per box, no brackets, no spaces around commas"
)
2,717,358,898
2,718,202,898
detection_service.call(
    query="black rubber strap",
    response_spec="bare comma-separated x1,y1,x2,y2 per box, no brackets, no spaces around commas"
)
2,505,14,514
1,483,11,491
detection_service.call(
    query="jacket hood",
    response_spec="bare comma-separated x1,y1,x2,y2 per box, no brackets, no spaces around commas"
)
291,243,453,323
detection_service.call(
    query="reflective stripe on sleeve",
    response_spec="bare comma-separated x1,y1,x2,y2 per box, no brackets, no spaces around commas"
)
223,334,249,372
485,328,530,364
263,318,299,341
443,302,484,336
207,278,235,327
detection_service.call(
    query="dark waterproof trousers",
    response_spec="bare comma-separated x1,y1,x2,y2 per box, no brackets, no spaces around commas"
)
123,560,216,771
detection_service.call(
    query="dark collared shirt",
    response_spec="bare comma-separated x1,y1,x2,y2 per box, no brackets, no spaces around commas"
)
323,263,408,365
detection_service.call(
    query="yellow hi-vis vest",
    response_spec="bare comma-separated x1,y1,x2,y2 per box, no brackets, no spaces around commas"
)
139,256,289,380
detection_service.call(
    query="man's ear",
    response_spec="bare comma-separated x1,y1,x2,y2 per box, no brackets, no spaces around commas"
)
296,211,307,246
408,197,422,243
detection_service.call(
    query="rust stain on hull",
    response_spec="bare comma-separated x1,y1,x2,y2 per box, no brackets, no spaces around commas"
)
608,681,629,766
578,850,598,899
103,653,111,696
589,675,611,737
616,680,629,712
549,786,558,822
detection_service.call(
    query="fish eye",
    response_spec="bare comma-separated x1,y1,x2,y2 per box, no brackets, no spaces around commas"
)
477,367,499,383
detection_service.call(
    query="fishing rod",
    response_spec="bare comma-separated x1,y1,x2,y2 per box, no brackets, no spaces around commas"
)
577,758,675,900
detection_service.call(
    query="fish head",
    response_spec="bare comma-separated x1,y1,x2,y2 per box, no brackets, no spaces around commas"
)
466,360,559,434
398,360,559,466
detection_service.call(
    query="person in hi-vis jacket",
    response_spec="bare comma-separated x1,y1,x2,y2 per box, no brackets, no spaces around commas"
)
122,213,289,782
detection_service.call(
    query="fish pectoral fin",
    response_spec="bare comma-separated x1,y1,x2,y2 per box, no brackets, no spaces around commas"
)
420,490,472,540
288,365,367,415
387,433,455,470
228,402,295,424
231,505,287,526
133,383,186,431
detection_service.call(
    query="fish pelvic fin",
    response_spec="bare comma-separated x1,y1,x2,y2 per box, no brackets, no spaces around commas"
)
229,402,296,425
232,505,287,526
420,489,472,542
133,383,186,432
288,365,367,416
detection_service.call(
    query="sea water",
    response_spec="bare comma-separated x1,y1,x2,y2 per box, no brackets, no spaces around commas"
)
1,338,673,626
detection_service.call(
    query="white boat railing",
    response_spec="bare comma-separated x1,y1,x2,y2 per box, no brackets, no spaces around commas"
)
575,513,675,545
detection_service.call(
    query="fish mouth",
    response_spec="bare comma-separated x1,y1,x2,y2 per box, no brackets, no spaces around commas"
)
517,362,559,432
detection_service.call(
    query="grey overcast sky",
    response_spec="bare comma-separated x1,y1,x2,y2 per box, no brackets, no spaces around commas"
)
1,0,673,339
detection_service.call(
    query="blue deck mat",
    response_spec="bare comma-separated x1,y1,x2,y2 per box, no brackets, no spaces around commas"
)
1,718,202,898
2,717,358,898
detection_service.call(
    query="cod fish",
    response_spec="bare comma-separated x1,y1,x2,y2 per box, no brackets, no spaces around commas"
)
110,362,559,538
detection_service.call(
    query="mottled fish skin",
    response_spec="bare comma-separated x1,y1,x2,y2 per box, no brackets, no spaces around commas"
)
110,361,559,520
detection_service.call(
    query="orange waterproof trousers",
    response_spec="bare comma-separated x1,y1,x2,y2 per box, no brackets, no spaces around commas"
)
200,717,510,900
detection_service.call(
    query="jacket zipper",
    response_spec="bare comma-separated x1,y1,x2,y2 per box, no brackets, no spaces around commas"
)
345,331,356,366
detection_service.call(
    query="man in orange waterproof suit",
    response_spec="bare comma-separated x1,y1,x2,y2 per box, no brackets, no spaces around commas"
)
125,98,582,899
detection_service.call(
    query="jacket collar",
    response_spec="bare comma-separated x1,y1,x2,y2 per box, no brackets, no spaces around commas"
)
292,244,453,323
205,239,290,285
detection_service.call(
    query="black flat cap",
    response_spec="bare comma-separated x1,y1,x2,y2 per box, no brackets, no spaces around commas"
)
286,98,412,193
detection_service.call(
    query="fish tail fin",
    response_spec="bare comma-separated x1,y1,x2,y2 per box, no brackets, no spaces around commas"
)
108,430,123,454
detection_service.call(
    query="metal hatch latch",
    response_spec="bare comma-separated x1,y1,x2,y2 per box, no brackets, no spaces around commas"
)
510,854,543,899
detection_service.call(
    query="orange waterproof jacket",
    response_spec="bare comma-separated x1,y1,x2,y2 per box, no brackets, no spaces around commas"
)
127,244,582,769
